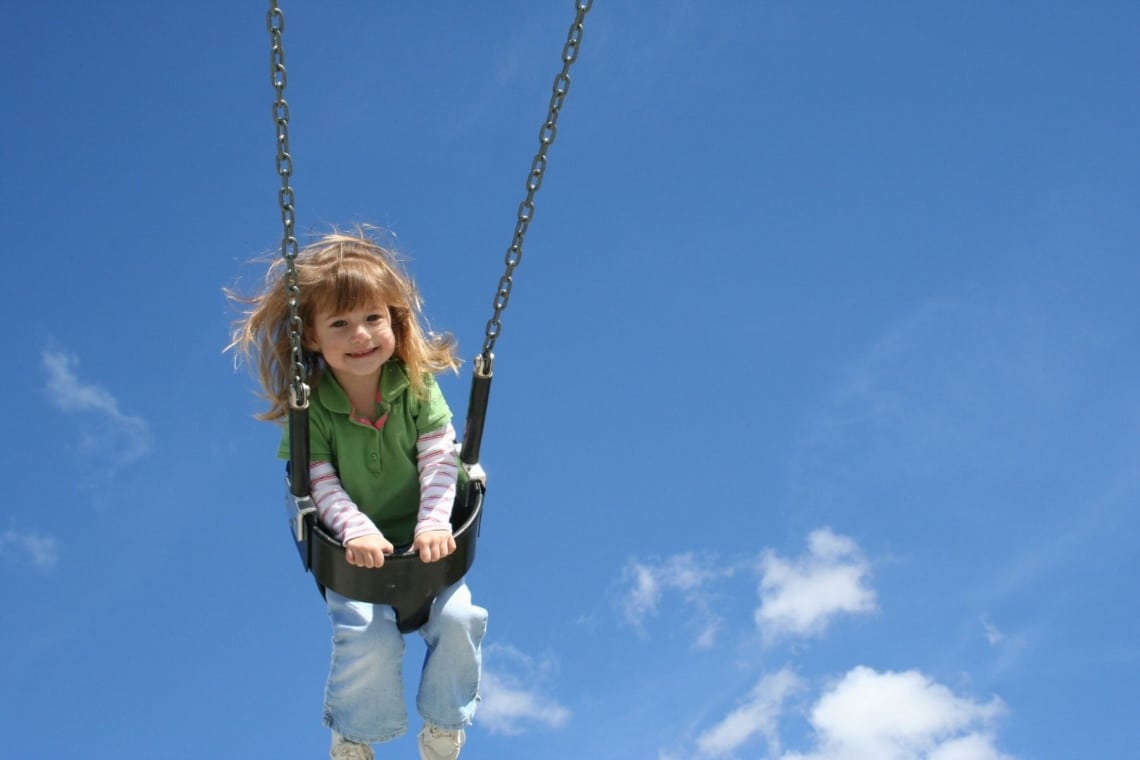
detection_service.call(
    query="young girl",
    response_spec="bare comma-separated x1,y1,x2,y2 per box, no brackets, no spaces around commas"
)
229,231,487,760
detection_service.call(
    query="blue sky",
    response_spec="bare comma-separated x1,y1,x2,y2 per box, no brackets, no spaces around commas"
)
2,2,1137,758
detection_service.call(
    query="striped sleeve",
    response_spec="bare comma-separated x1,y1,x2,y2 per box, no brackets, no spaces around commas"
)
308,461,382,544
414,422,459,536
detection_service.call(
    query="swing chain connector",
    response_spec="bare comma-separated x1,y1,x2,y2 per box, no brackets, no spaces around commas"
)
289,381,310,410
475,352,494,379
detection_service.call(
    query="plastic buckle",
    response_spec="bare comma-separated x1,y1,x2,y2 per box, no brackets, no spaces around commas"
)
464,461,488,485
453,442,487,485
284,476,317,543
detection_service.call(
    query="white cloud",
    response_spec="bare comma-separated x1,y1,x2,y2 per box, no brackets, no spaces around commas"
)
781,666,1014,760
618,552,726,648
755,528,876,640
42,348,152,473
0,528,60,570
696,667,802,758
478,644,571,736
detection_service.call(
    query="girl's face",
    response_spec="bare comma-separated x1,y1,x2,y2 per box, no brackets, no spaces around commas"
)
307,302,396,384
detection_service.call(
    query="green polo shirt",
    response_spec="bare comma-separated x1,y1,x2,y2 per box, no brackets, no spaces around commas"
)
279,360,454,545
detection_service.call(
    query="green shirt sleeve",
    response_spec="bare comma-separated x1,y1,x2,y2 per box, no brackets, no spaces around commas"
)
415,372,453,434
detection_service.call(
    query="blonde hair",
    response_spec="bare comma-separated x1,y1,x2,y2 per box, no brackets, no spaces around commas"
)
228,230,459,421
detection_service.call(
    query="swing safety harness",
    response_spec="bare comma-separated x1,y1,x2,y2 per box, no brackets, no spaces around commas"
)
267,1,594,632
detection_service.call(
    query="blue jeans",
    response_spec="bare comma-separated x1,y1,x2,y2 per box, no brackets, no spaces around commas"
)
323,581,487,743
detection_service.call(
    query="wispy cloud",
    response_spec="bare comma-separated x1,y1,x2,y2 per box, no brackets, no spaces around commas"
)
618,552,729,648
981,616,1005,646
781,666,1014,760
41,347,152,475
755,528,876,641
0,528,60,571
478,643,571,736
695,667,802,758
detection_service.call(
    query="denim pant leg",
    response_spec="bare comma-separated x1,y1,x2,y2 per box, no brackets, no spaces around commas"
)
324,590,408,743
416,581,488,730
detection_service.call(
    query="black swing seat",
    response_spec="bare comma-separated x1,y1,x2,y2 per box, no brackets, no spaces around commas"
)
285,463,485,634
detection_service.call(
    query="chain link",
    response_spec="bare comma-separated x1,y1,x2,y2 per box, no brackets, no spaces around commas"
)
479,0,594,365
268,2,308,408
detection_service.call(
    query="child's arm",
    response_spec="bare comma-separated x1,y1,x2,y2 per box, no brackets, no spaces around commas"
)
310,461,394,567
412,422,459,563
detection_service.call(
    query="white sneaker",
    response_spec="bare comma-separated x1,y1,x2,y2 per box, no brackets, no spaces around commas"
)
330,732,374,760
418,725,466,760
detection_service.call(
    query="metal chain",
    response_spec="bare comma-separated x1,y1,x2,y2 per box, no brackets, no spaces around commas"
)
268,2,308,408
479,0,594,367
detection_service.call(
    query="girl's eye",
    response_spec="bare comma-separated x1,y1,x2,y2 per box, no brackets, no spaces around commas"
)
367,313,387,323
329,319,347,328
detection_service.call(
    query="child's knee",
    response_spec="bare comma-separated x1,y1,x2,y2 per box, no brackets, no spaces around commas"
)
430,588,488,643
440,600,487,639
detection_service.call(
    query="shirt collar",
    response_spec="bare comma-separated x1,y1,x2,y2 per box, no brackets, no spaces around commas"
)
315,360,409,413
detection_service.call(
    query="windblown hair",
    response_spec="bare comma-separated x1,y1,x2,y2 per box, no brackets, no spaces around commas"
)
227,230,460,421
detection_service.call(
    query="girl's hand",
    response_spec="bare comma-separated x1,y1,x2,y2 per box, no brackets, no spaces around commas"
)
413,530,456,563
345,534,394,568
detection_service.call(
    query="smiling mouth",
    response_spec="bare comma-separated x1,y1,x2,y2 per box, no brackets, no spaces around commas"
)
347,347,378,358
